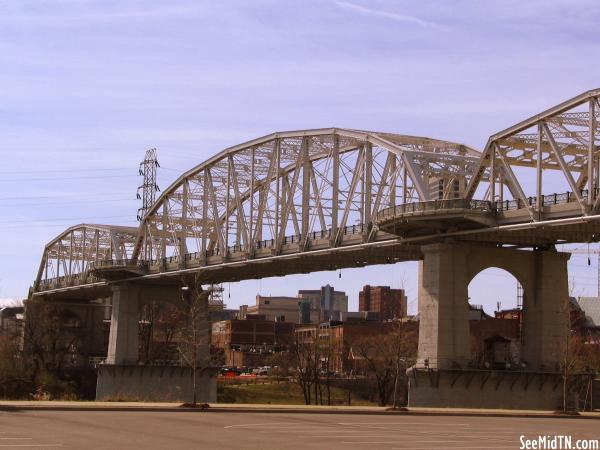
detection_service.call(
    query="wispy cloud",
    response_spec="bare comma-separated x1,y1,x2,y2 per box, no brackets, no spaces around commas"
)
0,3,203,25
333,1,437,27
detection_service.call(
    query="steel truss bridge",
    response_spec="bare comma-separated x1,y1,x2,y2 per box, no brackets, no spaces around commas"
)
31,89,600,299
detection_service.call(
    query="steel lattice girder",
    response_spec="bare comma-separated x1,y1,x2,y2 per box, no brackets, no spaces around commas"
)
466,88,600,215
32,89,600,292
35,224,138,287
133,128,480,261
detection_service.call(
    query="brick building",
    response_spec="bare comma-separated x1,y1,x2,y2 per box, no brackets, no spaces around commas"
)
571,297,600,343
238,285,348,324
212,317,295,367
239,295,305,323
295,320,418,374
0,306,23,337
298,285,348,322
359,285,407,320
470,318,520,369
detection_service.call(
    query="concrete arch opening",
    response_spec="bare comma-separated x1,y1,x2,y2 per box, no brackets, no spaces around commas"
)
468,267,521,316
409,242,571,409
416,243,569,371
468,267,522,371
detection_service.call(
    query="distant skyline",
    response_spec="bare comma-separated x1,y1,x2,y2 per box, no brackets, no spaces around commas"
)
1,0,600,313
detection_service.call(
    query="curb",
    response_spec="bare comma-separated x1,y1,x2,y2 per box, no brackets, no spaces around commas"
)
1,404,599,419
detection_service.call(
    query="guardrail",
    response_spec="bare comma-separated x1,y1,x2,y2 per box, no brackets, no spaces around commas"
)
376,198,493,221
376,189,593,222
494,189,591,211
88,259,148,271
37,260,149,292
36,272,101,291
36,189,595,293
36,224,372,291
148,224,367,267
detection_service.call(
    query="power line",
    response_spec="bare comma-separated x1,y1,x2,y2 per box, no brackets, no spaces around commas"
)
0,174,138,182
0,223,138,230
0,192,129,200
0,214,134,225
0,167,132,175
0,197,134,208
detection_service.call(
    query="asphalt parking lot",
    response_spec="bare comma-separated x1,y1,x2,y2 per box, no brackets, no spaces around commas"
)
0,409,598,449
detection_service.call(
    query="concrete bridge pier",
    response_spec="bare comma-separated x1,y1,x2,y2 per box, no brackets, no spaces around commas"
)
97,283,216,403
106,284,141,365
408,242,570,410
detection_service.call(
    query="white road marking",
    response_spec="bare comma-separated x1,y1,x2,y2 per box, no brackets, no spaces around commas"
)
337,422,471,426
342,441,407,445
224,422,295,429
344,440,514,447
336,426,519,435
411,439,514,444
0,445,62,448
391,447,512,450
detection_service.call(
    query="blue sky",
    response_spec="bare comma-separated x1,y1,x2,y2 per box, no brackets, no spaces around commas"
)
1,0,600,313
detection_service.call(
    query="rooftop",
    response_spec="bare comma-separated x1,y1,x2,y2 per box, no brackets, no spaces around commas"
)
574,297,600,328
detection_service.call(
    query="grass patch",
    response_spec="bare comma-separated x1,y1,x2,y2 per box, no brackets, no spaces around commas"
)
217,381,376,406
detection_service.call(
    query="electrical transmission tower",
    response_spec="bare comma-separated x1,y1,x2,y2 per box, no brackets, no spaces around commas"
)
137,148,160,221
207,284,225,311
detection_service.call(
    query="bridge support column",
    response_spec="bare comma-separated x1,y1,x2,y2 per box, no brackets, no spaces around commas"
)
416,243,470,369
409,242,570,409
98,283,216,403
106,284,140,365
521,250,570,371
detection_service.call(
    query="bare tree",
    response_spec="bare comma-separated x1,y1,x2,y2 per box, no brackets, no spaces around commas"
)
139,301,182,363
560,293,600,412
176,277,211,406
0,333,31,398
22,301,81,377
351,321,417,406
288,330,323,405
139,301,157,364
391,321,417,408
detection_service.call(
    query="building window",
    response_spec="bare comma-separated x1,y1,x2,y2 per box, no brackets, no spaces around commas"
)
453,179,460,198
264,300,270,305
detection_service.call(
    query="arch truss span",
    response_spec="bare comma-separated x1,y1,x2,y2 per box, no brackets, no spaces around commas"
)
466,89,600,218
134,128,481,263
35,224,138,291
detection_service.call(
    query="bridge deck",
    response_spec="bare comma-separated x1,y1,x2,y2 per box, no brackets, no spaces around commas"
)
33,226,420,297
34,189,600,297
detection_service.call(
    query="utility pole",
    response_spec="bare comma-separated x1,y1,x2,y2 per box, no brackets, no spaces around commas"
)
137,148,160,221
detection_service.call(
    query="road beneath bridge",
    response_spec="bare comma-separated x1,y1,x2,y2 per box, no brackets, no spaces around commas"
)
1,409,598,450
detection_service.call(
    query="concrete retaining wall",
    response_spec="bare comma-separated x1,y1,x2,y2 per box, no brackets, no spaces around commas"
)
408,368,564,410
96,365,217,403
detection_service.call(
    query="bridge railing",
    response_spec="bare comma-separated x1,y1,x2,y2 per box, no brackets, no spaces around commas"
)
494,189,592,211
376,198,494,221
88,259,148,271
376,188,596,221
36,188,598,292
36,271,101,291
147,223,367,268
36,223,372,285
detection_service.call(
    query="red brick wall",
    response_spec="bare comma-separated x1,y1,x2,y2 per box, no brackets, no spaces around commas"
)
358,285,407,320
